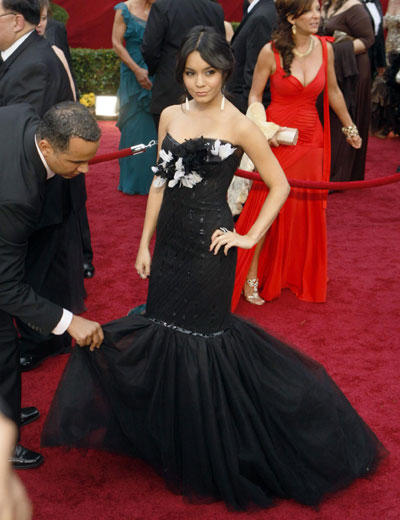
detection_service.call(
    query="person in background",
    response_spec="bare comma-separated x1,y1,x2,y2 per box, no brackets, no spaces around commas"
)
36,0,95,279
210,0,234,41
0,404,32,520
232,0,361,308
0,101,103,470
224,20,234,42
371,0,400,136
112,0,157,195
36,0,76,99
320,0,374,182
362,0,386,77
228,0,278,113
0,0,88,371
141,0,225,129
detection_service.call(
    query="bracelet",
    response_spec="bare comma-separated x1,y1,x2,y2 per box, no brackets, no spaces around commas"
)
342,124,359,138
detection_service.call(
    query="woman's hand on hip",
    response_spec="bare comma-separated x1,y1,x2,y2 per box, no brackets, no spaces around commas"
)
210,228,257,256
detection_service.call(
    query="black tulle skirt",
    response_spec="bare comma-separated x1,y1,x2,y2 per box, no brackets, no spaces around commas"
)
42,313,386,511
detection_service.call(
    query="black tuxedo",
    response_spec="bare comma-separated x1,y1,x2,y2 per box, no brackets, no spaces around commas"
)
0,31,86,358
142,0,225,117
229,0,277,113
0,31,72,117
0,104,64,426
362,0,386,75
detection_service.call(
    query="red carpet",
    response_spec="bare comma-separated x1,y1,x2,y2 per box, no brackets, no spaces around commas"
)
20,123,399,519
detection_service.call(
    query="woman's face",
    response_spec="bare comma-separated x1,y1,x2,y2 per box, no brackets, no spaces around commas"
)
183,51,224,106
292,0,321,35
36,7,48,36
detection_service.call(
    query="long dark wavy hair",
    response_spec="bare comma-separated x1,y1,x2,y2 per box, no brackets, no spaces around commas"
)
272,0,315,76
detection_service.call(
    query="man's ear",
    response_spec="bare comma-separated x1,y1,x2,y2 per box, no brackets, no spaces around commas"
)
14,13,28,33
38,139,54,159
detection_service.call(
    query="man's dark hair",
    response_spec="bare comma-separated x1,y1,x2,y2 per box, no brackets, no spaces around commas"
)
37,102,101,152
3,0,40,25
175,26,235,86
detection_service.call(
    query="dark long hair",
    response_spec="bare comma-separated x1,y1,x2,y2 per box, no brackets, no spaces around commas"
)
272,0,314,76
175,26,235,87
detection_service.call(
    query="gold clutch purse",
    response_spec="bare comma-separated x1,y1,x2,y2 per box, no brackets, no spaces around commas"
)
276,127,299,146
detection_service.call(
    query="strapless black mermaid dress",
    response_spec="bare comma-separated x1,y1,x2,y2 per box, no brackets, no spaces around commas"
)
42,134,386,511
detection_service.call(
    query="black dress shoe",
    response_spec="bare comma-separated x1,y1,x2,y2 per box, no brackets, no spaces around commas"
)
20,407,40,427
10,444,43,469
20,354,45,372
83,262,95,278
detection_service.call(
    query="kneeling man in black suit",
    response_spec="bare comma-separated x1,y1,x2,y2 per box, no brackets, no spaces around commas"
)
0,102,104,469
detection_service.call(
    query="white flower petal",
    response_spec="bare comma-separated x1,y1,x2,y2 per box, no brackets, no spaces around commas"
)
168,178,179,188
190,171,203,184
173,171,185,182
175,157,183,170
152,176,166,188
218,142,236,160
180,177,193,188
210,140,221,156
159,149,173,163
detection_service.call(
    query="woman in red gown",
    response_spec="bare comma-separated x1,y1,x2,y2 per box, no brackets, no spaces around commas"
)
232,0,361,310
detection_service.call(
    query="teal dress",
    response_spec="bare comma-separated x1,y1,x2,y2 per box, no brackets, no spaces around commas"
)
114,3,157,195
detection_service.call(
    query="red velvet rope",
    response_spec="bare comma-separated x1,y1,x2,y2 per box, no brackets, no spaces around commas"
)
89,147,400,191
89,147,138,165
235,169,400,190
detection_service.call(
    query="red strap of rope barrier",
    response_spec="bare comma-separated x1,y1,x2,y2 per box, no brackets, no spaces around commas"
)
236,169,400,190
88,145,400,190
89,146,143,165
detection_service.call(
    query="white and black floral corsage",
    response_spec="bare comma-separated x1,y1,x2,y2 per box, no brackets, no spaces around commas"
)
152,137,236,189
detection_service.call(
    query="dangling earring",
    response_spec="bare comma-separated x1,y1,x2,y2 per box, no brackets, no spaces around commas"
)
221,89,225,111
292,24,296,35
185,95,190,111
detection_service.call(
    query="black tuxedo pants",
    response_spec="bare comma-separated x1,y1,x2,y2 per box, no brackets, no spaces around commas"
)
0,310,21,430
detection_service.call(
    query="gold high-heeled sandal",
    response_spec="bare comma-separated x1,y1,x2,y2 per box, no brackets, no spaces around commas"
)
244,278,265,305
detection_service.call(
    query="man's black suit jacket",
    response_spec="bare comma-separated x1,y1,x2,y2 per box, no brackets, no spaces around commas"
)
0,104,63,335
142,0,225,116
362,0,386,75
0,31,72,118
0,31,84,228
229,0,277,113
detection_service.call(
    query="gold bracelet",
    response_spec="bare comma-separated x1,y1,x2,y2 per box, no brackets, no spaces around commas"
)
341,124,359,138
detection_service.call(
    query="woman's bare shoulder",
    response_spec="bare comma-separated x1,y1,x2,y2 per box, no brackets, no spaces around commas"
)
227,106,265,147
258,42,275,61
160,104,182,124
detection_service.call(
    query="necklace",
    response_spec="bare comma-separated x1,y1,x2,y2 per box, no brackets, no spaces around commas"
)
293,37,314,58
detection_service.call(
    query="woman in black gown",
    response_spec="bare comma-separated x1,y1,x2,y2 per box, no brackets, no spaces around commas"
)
43,26,386,511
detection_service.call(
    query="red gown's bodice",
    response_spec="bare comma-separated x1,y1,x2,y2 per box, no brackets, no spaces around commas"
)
267,45,325,171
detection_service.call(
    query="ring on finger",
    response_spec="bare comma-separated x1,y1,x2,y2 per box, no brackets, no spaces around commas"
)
219,227,229,234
